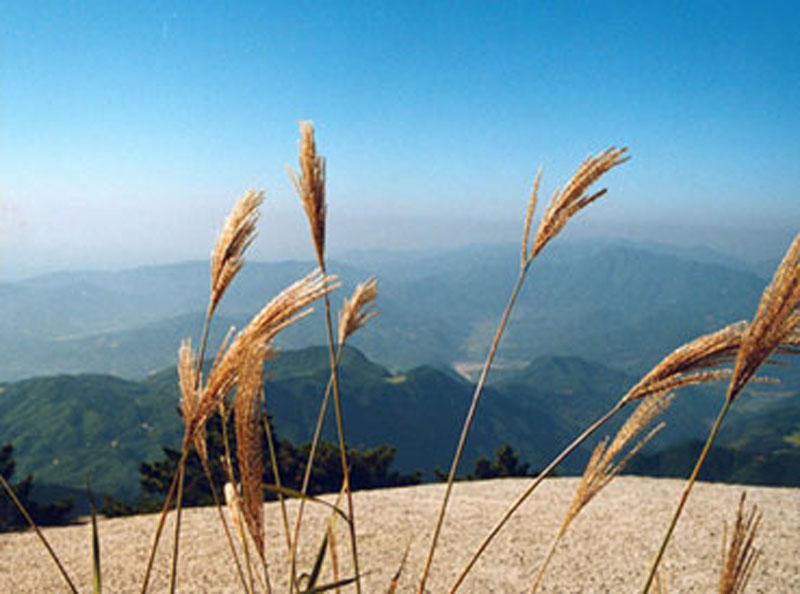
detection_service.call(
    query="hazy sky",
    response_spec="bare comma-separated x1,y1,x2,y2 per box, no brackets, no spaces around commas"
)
1,2,798,277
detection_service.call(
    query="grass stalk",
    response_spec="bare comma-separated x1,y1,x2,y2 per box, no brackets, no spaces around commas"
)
419,266,529,592
264,415,293,558
140,445,189,594
169,463,186,593
289,367,337,590
320,292,362,594
641,398,732,593
0,474,79,594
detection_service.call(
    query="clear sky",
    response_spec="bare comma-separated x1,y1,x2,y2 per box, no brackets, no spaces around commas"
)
1,1,798,277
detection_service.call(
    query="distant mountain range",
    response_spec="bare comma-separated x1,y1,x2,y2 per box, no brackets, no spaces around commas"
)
0,240,790,388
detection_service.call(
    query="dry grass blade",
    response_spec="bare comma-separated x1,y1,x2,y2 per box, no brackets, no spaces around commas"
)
386,539,412,594
210,189,264,316
289,121,327,268
719,493,762,594
338,278,379,345
622,321,749,403
234,347,268,558
529,147,628,260
727,233,800,401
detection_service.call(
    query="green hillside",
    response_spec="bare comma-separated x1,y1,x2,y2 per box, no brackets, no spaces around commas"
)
2,344,798,516
0,347,573,507
0,374,180,499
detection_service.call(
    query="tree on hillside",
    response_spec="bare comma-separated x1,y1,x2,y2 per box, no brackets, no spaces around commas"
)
1,443,73,531
467,444,536,480
104,412,420,516
434,443,538,482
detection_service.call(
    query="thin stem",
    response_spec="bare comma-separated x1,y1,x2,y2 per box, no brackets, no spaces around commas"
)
0,475,79,594
641,398,733,593
264,415,293,558
418,267,529,593
141,446,189,594
449,400,624,592
321,290,362,594
169,463,186,593
289,363,338,591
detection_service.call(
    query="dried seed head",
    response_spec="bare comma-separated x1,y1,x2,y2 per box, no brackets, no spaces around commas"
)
529,147,629,261
521,167,542,269
728,234,800,402
289,121,327,269
561,392,672,536
338,277,379,345
234,347,267,557
623,321,749,404
193,269,339,432
209,190,264,316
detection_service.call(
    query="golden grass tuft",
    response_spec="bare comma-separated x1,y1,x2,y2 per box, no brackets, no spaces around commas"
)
338,278,379,346
727,233,800,402
527,146,629,262
718,492,762,594
195,269,339,435
288,121,327,269
623,321,748,404
234,346,269,558
564,393,671,534
210,189,264,316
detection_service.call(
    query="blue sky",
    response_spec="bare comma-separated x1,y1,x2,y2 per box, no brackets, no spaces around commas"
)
1,1,798,276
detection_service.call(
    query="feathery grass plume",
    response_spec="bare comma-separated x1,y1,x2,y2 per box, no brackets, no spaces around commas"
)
527,147,629,262
727,234,800,402
288,121,327,269
177,339,207,464
643,234,800,593
530,393,671,593
623,321,748,403
338,278,379,346
423,146,629,594
520,167,542,268
234,346,268,560
209,189,264,317
719,493,762,594
195,269,339,435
